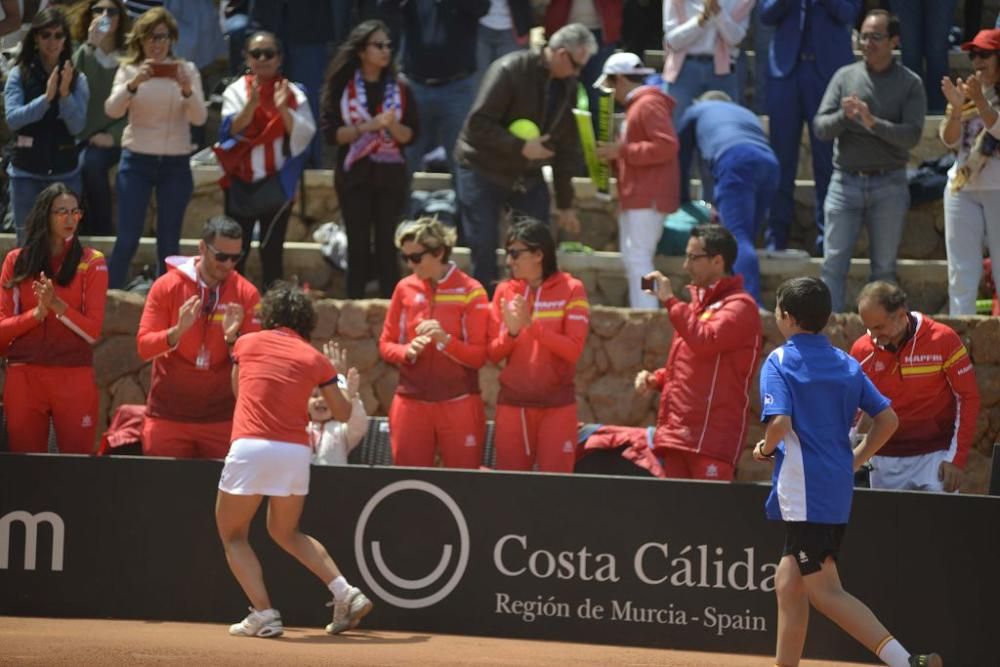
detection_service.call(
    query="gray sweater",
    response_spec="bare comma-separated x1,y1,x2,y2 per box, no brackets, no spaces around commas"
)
813,60,926,173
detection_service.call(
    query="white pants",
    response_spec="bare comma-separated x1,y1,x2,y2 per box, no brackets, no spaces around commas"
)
619,209,664,309
943,186,1000,315
869,450,954,493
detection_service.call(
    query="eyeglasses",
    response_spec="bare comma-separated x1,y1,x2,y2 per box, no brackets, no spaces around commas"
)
562,48,586,74
51,207,83,221
968,49,998,61
399,249,432,264
38,29,66,41
858,31,888,43
367,40,392,51
506,247,536,260
685,252,713,262
147,31,171,43
92,6,120,16
205,242,243,264
248,48,277,60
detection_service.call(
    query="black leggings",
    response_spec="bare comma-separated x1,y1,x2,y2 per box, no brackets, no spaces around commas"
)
338,181,406,299
225,189,292,291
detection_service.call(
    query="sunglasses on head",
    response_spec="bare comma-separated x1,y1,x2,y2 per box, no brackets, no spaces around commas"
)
399,248,435,264
206,242,243,263
92,6,120,16
38,29,66,41
968,49,998,61
248,47,277,60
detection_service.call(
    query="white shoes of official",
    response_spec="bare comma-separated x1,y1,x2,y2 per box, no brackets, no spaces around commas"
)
229,607,284,638
325,587,374,635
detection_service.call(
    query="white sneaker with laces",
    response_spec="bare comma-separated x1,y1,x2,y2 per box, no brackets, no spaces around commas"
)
229,607,284,638
325,587,373,634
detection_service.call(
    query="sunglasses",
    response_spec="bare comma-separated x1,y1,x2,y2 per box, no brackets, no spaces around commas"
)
562,48,586,74
399,249,433,264
248,47,277,61
506,247,536,259
968,49,998,61
38,29,66,41
205,242,243,264
52,207,83,221
147,31,171,43
92,6,120,16
368,40,392,51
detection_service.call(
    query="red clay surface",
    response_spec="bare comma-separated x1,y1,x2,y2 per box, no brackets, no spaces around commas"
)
1,616,872,666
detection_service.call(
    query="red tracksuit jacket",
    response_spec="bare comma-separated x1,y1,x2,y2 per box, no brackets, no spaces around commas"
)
0,246,108,365
653,274,761,464
136,257,261,423
379,264,489,401
487,271,590,408
850,312,980,468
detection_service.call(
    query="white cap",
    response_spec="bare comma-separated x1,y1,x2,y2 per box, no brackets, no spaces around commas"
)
593,52,654,91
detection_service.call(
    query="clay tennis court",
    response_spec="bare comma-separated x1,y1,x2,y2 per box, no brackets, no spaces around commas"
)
2,616,871,666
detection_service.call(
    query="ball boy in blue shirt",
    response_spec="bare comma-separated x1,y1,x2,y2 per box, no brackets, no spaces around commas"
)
754,277,943,667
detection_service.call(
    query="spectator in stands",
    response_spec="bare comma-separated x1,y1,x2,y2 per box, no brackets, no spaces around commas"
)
676,90,779,306
888,0,956,113
661,0,754,124
544,1,623,126
634,224,760,481
72,0,127,237
487,218,590,473
378,217,490,468
321,19,418,299
761,0,861,256
216,31,315,291
0,1,54,50
940,28,1000,315
124,0,160,19
476,0,534,89
455,23,596,291
815,9,925,313
0,182,108,453
136,216,261,459
377,0,489,175
594,52,680,309
104,7,207,288
851,281,980,493
218,283,372,639
308,343,367,466
4,8,89,246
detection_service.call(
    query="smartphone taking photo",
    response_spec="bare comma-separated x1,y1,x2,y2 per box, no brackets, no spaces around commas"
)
640,276,656,293
149,62,178,78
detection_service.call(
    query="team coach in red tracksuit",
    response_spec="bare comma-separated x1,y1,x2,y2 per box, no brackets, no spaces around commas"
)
379,217,490,468
1,183,108,453
136,217,261,459
488,217,590,473
636,224,761,481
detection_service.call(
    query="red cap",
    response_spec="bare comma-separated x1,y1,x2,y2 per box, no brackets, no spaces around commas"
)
960,29,1000,52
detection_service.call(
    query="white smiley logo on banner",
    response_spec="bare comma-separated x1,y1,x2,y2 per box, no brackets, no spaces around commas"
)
354,480,470,609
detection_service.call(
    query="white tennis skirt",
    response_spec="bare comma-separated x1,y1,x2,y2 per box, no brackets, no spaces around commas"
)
218,438,312,496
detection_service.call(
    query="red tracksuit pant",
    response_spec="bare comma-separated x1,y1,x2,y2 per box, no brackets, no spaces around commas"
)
142,415,233,459
494,403,578,473
389,393,485,469
660,449,735,481
4,364,98,454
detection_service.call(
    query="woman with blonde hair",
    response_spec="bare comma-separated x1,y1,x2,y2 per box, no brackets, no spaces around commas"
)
104,6,206,288
378,217,489,468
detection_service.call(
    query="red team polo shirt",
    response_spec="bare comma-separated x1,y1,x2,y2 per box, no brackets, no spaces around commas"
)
230,328,337,446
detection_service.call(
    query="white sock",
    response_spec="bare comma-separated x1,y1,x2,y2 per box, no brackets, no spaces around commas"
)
328,575,350,602
877,637,910,667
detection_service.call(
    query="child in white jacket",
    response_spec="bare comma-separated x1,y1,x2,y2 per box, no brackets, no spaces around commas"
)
308,346,367,465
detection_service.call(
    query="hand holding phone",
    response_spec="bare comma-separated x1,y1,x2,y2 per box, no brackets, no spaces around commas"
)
149,61,179,78
640,276,656,293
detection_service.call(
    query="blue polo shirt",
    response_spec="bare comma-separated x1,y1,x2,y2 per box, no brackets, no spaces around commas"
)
760,333,890,524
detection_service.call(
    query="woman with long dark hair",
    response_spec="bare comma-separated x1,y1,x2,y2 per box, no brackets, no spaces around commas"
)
320,19,418,299
486,217,590,473
72,0,128,236
4,7,90,245
0,182,108,453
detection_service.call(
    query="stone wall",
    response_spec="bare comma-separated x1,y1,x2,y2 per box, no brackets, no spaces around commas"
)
24,292,995,494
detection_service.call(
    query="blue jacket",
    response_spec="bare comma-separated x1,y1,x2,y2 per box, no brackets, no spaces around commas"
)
760,0,860,81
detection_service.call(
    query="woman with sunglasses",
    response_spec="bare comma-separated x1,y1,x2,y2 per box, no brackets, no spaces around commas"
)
487,217,590,473
104,6,206,289
4,8,89,246
321,19,418,299
940,28,1000,315
71,0,128,236
378,217,489,468
215,30,315,291
0,182,108,453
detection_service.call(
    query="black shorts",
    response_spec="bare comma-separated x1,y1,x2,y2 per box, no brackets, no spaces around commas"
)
782,522,846,575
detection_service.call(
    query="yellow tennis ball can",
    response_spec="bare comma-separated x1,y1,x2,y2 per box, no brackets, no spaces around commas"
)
508,118,541,140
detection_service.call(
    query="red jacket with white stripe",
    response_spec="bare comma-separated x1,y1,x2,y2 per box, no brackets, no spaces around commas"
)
487,271,589,408
0,246,108,366
850,312,980,468
652,274,761,464
137,258,261,423
379,264,489,401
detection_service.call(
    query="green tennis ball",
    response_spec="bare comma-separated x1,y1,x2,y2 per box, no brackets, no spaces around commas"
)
508,118,540,140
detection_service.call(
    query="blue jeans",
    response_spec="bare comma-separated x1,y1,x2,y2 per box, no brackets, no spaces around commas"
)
456,164,550,291
889,0,957,113
80,145,121,236
108,150,193,289
9,170,82,246
284,42,328,167
666,56,739,126
736,5,774,113
579,29,617,132
713,143,780,306
476,25,523,91
406,76,478,175
821,168,910,312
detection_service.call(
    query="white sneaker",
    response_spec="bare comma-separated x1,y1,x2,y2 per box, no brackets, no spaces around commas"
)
229,607,284,638
325,587,373,634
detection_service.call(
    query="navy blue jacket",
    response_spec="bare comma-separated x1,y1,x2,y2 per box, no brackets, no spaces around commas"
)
760,0,861,81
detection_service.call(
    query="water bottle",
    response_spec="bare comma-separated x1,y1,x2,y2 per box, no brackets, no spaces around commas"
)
96,14,112,36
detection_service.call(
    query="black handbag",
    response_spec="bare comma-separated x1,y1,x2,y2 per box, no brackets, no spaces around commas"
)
226,173,288,219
